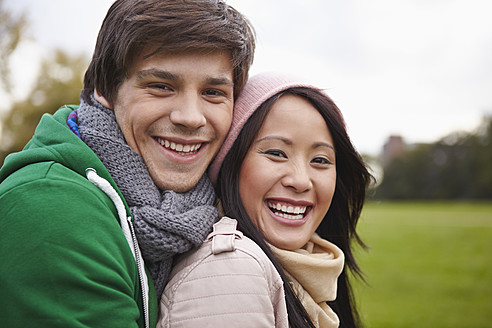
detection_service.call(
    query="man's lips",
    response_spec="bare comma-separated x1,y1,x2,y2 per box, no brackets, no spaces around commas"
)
154,137,202,155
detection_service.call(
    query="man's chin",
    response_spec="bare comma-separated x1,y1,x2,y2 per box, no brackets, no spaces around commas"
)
153,173,203,193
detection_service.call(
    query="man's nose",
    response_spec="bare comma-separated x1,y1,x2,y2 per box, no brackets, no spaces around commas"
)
169,94,206,129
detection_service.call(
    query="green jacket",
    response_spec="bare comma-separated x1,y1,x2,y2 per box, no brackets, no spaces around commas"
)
0,106,157,327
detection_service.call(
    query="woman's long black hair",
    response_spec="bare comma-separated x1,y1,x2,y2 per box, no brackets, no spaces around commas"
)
216,87,373,328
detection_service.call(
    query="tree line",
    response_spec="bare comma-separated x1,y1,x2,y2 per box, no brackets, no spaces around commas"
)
373,116,492,200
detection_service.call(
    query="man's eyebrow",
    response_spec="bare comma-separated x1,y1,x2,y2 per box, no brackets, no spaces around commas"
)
136,69,178,81
135,69,233,88
206,76,234,88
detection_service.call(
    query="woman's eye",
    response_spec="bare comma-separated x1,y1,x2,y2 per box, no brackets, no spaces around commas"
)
312,157,333,165
264,149,286,158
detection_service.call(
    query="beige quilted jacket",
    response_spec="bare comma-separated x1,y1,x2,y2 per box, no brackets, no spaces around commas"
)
158,217,289,328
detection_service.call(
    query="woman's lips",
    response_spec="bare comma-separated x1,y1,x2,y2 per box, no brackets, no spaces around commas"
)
266,199,312,224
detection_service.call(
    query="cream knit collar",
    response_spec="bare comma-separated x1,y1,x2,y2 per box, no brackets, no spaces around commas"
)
269,234,344,328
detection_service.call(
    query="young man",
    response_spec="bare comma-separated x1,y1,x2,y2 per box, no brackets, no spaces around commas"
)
0,1,255,327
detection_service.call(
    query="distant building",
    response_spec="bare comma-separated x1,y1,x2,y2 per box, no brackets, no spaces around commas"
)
382,135,406,167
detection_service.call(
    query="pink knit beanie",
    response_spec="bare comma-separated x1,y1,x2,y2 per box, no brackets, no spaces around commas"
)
208,71,343,185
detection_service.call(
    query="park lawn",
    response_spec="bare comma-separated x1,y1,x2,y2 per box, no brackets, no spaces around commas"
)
353,201,492,328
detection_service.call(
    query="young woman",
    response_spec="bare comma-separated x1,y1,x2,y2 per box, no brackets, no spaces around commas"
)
159,72,372,328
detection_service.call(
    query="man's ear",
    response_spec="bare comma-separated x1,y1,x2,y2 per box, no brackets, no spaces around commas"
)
94,89,113,109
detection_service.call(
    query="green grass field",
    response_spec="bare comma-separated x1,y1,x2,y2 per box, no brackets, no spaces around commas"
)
353,201,492,328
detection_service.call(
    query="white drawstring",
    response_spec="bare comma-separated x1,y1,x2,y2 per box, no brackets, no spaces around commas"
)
86,168,149,328
86,168,134,256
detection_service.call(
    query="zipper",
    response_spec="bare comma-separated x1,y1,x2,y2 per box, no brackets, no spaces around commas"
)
127,216,150,328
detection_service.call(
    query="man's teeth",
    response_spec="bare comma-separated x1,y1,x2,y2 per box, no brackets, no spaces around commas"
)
268,201,307,220
157,138,202,154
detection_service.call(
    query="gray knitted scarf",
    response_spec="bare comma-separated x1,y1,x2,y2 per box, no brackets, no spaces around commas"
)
77,98,219,296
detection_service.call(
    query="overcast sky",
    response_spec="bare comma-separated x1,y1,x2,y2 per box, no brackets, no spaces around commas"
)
4,0,492,155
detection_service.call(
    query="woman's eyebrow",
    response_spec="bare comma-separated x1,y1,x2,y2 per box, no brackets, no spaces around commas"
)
256,135,292,145
256,136,335,151
313,142,335,151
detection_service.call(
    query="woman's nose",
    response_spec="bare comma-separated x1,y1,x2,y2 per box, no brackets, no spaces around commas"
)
281,163,313,193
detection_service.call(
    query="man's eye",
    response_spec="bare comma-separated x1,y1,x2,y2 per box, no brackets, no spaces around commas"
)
149,83,171,91
203,89,226,97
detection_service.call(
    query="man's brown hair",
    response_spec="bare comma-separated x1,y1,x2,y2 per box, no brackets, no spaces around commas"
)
81,0,255,106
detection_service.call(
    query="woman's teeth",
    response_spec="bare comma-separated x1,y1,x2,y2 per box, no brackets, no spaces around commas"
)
267,201,307,220
156,138,202,155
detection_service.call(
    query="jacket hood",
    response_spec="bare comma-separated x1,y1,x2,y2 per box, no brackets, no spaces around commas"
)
0,105,113,186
